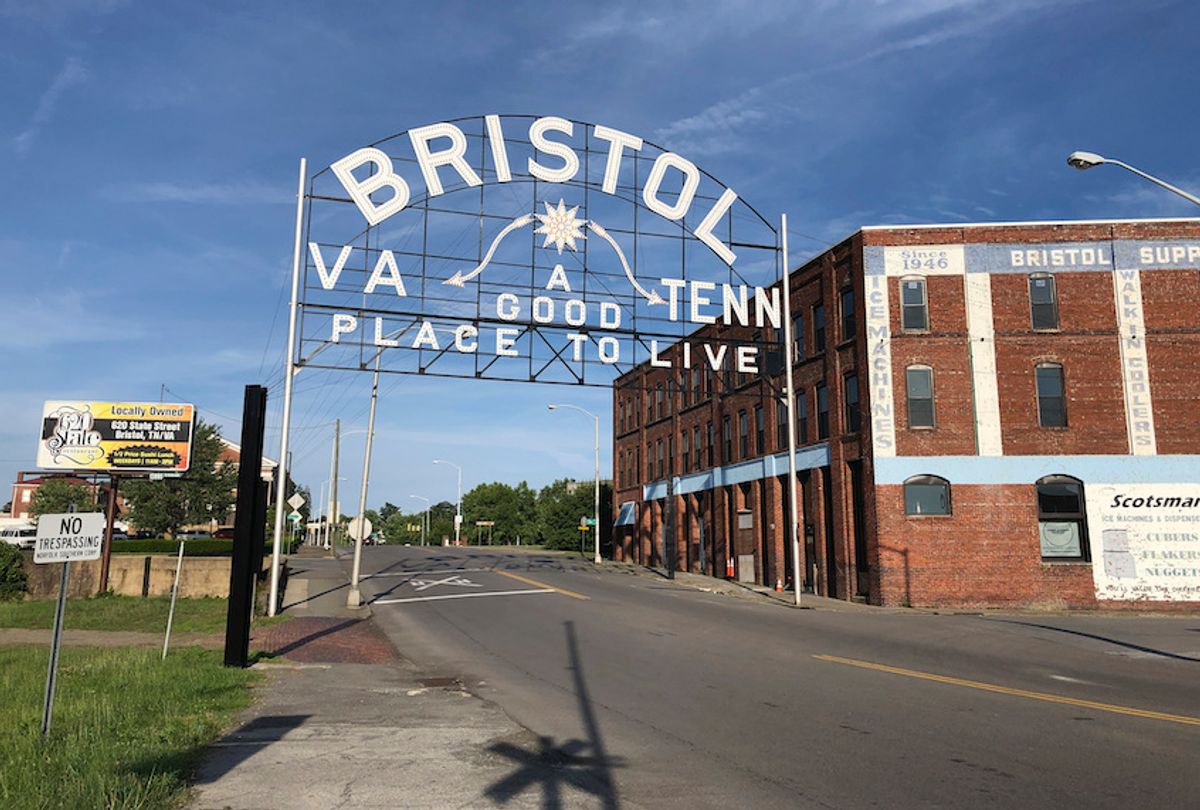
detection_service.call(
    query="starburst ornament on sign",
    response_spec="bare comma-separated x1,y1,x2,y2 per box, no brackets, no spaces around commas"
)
534,199,587,254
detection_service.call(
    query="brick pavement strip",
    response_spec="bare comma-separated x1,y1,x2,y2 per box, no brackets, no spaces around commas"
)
250,616,402,664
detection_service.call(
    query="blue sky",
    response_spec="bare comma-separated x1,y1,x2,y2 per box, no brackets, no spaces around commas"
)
2,0,1198,515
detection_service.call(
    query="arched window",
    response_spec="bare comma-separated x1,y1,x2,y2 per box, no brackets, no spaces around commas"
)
1029,273,1059,330
1036,363,1067,427
900,277,928,331
1036,475,1089,560
905,365,935,428
904,475,951,515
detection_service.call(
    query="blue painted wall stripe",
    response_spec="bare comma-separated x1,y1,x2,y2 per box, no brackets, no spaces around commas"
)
874,455,1200,485
642,443,831,501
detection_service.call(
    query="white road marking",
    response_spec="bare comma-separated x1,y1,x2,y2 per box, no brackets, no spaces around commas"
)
365,568,489,578
410,575,481,592
373,588,554,605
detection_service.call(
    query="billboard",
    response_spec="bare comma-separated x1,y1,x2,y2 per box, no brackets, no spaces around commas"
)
1086,484,1200,601
37,401,195,472
294,115,781,388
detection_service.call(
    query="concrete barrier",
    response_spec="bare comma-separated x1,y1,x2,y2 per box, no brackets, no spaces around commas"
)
20,552,237,599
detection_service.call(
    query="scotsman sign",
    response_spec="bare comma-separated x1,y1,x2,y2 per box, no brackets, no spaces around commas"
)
267,114,808,612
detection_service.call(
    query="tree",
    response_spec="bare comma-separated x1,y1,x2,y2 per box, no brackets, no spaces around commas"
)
29,478,97,519
536,478,610,551
122,419,237,537
463,481,537,544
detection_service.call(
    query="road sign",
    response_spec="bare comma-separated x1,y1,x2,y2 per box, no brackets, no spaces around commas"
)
287,493,306,510
34,513,105,564
475,520,495,527
347,516,373,541
288,511,302,523
581,517,597,526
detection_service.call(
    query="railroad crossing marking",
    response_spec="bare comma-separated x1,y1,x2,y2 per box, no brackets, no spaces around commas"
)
409,574,482,592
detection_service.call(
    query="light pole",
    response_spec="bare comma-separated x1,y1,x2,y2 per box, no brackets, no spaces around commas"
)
410,495,430,546
432,460,462,546
548,403,602,564
1067,151,1200,207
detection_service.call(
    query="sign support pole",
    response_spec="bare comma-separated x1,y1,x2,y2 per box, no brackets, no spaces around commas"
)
41,560,69,737
347,354,381,607
267,157,307,617
780,214,803,607
40,503,77,738
98,475,118,593
162,539,185,659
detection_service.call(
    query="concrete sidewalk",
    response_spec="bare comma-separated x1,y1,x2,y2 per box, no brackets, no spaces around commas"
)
189,554,575,810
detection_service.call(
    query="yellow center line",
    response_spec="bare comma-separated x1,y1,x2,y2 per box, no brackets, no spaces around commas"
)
492,569,590,601
813,654,1200,728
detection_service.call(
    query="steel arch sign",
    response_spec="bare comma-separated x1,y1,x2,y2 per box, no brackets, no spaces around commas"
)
296,114,782,386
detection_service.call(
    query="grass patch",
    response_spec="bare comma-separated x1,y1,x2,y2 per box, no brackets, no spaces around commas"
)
0,595,287,635
0,645,260,810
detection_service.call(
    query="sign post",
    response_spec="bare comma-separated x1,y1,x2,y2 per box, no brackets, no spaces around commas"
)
162,537,186,659
35,509,104,736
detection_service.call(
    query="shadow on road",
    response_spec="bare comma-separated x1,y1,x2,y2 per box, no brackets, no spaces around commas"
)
1000,619,1200,663
187,714,310,784
484,621,624,809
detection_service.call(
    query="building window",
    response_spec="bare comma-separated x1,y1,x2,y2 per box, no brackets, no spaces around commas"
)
646,390,653,423
704,367,714,399
844,373,860,432
692,367,702,403
906,365,935,429
667,435,674,476
738,411,749,458
1036,363,1067,427
635,446,640,483
618,401,624,433
816,383,829,439
656,439,664,479
1036,475,1089,560
754,405,765,454
679,373,688,409
655,383,664,420
840,287,856,341
792,314,805,362
901,277,928,331
681,431,690,473
813,303,826,353
904,475,951,515
706,421,714,467
797,389,809,444
693,426,701,469
647,443,653,479
723,416,732,462
776,398,787,448
1029,273,1059,330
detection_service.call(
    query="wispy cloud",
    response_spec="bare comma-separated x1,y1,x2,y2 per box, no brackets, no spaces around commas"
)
0,291,143,349
653,0,1066,157
100,179,293,205
0,0,128,26
14,56,88,156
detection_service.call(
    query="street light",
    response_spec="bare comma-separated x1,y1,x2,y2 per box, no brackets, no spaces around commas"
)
1067,151,1200,206
432,460,462,546
548,403,602,565
409,495,430,546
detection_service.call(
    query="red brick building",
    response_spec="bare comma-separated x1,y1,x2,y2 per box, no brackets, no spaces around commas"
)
612,218,1200,609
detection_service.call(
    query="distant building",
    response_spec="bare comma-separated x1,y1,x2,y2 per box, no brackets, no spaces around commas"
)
9,472,110,520
613,218,1200,610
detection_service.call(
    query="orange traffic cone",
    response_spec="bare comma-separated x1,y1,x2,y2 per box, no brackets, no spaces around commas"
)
775,578,782,592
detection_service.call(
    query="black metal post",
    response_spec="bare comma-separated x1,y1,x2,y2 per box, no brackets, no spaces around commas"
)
666,478,676,580
225,385,267,668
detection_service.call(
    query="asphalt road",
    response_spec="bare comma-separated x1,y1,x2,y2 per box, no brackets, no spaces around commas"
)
353,545,1200,809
